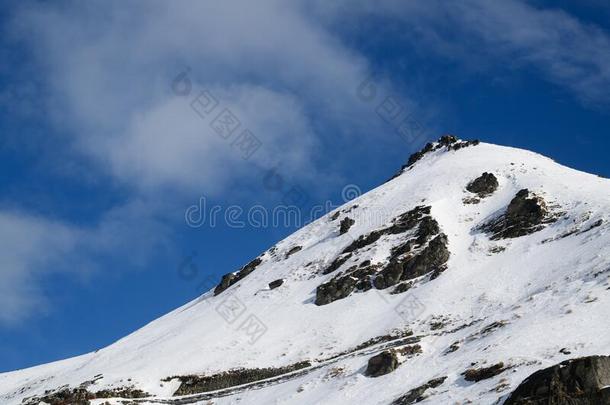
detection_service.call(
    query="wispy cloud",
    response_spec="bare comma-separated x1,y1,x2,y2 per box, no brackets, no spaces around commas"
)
317,0,610,107
0,211,77,324
9,0,388,194
0,200,169,324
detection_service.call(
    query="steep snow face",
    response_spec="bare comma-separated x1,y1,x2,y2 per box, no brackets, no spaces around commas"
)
1,140,609,405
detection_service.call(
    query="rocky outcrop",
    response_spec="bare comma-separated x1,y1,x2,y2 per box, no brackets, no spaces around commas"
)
504,356,610,404
391,376,447,404
317,205,450,302
315,274,358,306
268,279,284,289
375,232,449,290
24,388,93,405
339,217,355,235
481,189,551,239
462,362,507,382
167,361,312,396
285,245,302,258
342,230,383,254
214,257,263,295
374,261,404,290
23,386,149,405
365,351,399,377
321,253,352,275
402,234,450,280
342,206,432,256
467,172,499,197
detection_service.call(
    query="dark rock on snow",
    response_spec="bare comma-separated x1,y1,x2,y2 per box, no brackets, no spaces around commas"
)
374,261,404,290
342,230,383,254
315,274,358,306
321,253,352,275
462,362,507,382
388,135,480,181
482,189,550,240
390,281,413,295
391,376,447,404
285,245,302,258
167,361,312,396
504,355,610,405
339,217,355,235
319,205,449,300
365,350,399,377
387,206,432,235
23,387,149,405
268,279,284,290
214,257,263,296
466,172,499,197
343,206,431,255
402,234,450,280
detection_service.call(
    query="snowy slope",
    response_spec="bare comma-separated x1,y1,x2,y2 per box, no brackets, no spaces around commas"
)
1,139,609,405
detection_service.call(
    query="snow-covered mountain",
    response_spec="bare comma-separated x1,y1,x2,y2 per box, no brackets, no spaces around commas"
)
2,136,609,405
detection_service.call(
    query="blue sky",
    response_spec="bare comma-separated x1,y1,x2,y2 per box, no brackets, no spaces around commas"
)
1,0,609,372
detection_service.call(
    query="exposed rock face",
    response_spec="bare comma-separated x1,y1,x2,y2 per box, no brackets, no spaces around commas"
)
391,376,447,404
317,205,450,303
339,217,355,235
24,388,93,405
462,362,506,382
23,387,149,405
168,361,312,396
315,274,358,306
402,234,450,280
214,257,263,295
342,206,431,256
321,253,352,275
482,189,551,239
376,232,449,289
342,230,383,254
467,172,499,197
268,279,284,289
374,261,404,290
504,356,610,405
406,142,437,167
285,245,302,258
365,351,399,377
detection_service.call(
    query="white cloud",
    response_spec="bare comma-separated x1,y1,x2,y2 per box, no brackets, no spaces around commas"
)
10,0,384,195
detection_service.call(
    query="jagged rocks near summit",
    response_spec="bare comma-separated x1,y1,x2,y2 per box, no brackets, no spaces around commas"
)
389,135,480,180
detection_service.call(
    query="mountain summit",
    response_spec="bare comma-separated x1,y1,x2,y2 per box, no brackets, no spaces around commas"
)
2,137,609,404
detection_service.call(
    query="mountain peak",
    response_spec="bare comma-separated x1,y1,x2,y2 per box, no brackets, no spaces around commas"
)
2,140,609,405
